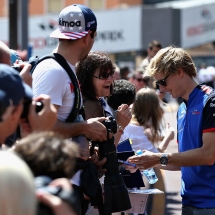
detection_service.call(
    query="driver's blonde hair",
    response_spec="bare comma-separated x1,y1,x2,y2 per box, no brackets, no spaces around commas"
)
146,46,197,77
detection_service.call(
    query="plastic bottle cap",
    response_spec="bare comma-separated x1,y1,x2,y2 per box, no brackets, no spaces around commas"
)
136,150,143,156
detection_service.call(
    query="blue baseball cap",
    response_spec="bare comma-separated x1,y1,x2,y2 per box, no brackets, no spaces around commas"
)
50,4,97,40
0,90,9,118
0,64,32,109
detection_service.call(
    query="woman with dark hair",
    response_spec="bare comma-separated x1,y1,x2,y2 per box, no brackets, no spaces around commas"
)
76,51,131,145
76,51,132,214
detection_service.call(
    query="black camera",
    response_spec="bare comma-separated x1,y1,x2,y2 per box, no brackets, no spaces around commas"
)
35,176,61,215
0,93,43,120
102,117,117,134
12,64,22,72
21,99,43,119
35,176,77,215
91,117,131,214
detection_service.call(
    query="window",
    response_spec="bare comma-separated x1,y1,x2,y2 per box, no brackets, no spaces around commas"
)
48,0,62,13
88,0,103,10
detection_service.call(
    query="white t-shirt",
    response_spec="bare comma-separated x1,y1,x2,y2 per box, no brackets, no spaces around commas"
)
32,58,79,121
119,123,159,153
32,58,82,186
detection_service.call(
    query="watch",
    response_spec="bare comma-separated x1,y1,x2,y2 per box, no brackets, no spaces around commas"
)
117,124,124,133
159,154,169,166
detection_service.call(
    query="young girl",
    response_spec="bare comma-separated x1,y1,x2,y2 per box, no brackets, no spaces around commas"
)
120,87,174,153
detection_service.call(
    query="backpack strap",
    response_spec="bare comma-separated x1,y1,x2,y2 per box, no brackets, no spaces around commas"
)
31,53,82,122
53,53,82,122
29,54,56,73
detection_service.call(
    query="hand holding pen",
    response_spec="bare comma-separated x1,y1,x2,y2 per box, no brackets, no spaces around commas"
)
118,159,137,167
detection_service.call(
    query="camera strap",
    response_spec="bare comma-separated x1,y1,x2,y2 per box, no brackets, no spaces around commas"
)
30,53,82,122
99,97,112,118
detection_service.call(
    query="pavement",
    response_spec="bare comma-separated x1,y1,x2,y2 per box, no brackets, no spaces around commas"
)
163,101,182,215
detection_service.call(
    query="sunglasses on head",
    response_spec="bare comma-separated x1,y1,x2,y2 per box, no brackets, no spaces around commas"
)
135,77,149,83
155,74,170,86
93,70,115,80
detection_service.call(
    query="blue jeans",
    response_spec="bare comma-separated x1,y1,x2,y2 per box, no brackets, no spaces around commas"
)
182,205,215,215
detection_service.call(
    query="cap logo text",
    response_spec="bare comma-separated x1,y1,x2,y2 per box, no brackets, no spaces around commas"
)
59,18,81,27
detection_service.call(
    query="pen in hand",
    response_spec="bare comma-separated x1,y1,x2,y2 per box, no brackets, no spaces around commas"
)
118,159,136,167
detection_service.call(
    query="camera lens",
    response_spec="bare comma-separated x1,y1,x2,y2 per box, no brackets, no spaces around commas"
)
35,101,43,113
21,100,44,119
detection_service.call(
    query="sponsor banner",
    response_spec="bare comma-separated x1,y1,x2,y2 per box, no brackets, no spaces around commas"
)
0,15,59,56
92,6,142,53
0,6,142,56
181,3,215,48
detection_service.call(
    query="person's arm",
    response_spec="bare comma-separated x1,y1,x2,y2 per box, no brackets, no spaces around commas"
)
52,104,109,141
18,61,33,87
128,131,215,170
156,164,180,171
157,124,175,152
36,178,77,215
124,161,180,172
114,104,132,145
161,95,215,167
164,131,215,168
128,96,215,170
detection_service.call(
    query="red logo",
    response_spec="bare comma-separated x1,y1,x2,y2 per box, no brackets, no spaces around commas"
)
192,111,200,115
69,82,74,92
201,85,213,95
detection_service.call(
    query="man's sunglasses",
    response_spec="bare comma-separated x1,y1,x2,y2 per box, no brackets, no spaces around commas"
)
155,74,170,86
93,71,115,80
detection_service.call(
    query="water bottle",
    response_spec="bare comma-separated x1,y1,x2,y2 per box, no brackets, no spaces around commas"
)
136,149,158,184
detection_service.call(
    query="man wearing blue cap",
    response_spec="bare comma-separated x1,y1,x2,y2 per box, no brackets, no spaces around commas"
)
33,4,108,141
0,64,57,145
32,4,108,214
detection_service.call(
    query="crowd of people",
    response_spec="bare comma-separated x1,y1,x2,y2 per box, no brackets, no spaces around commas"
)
0,3,215,215
197,62,215,88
